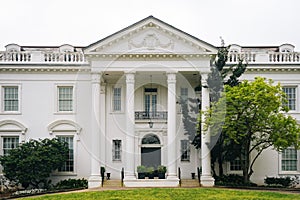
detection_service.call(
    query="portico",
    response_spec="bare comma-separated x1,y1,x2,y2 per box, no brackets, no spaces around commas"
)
85,16,217,187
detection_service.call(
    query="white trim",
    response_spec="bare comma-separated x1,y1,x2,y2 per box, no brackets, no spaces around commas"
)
278,149,300,175
111,84,124,113
54,83,76,114
0,84,22,114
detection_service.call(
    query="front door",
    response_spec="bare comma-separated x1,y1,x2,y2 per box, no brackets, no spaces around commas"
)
141,147,161,168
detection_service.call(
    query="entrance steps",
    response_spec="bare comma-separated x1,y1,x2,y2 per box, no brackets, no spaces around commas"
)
102,180,123,188
180,179,200,187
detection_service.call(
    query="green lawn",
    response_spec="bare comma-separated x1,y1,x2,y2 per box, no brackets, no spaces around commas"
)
19,188,299,200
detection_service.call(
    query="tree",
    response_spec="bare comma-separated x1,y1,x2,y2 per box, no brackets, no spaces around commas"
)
205,77,300,183
192,42,247,176
0,138,69,189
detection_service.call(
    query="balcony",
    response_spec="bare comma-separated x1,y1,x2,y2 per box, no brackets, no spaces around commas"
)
0,51,86,64
135,111,168,120
227,52,300,64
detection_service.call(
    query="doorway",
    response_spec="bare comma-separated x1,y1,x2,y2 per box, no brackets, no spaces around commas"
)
141,134,161,168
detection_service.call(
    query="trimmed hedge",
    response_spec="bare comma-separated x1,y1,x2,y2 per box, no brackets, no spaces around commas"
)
54,178,88,190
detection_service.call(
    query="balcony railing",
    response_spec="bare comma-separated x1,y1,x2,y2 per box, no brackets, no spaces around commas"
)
135,111,168,120
227,52,300,64
0,51,86,63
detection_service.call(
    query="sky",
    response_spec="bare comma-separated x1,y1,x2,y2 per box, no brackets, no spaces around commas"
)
1,0,300,50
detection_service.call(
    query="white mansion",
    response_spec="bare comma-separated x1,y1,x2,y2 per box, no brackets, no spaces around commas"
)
0,16,300,188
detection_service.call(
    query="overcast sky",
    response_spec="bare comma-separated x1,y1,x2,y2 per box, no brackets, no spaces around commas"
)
1,0,300,50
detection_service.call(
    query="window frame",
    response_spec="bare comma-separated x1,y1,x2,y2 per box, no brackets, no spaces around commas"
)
112,139,122,161
57,135,75,173
55,84,76,114
52,132,77,175
1,84,21,114
279,148,300,174
180,139,190,162
282,86,297,111
112,86,122,112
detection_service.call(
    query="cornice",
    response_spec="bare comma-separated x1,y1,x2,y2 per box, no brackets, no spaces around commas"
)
85,53,214,59
0,66,91,73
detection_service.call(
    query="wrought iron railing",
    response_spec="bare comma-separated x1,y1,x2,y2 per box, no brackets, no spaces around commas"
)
135,111,167,120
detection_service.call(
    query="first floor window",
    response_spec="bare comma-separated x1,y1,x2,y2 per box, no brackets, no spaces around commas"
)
283,87,296,111
3,86,19,112
230,158,242,171
181,140,190,161
112,140,122,161
58,136,74,172
58,86,73,112
113,87,121,111
282,148,298,171
2,136,19,155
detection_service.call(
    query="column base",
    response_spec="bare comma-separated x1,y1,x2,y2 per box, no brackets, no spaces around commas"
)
88,175,102,188
200,175,215,187
124,175,136,181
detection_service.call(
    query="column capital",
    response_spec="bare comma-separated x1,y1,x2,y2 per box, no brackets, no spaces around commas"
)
125,72,135,84
91,72,105,84
167,72,177,84
201,73,208,87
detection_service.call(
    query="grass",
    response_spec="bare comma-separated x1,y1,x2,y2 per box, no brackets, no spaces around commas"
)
18,188,300,200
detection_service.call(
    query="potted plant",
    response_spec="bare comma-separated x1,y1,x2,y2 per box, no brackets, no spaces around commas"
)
137,165,146,179
147,167,155,179
157,165,167,179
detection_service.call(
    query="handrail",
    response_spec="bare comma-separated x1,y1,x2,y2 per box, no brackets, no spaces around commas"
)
121,167,124,187
178,167,181,187
135,111,167,120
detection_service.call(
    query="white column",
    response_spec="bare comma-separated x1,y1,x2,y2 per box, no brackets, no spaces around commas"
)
88,73,102,188
100,83,106,168
200,73,215,187
124,72,136,180
167,72,178,179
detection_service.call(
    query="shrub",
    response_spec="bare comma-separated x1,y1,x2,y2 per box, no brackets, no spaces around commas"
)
215,174,257,187
264,177,293,187
137,165,146,173
0,138,69,189
157,165,167,173
54,178,88,190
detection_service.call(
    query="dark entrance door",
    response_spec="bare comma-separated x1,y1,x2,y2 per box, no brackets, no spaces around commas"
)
141,147,161,168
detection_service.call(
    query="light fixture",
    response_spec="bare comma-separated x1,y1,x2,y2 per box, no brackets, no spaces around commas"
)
148,120,154,128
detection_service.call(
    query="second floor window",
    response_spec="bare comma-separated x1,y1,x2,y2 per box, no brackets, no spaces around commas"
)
58,86,73,112
144,88,157,116
4,86,19,112
283,87,296,111
113,87,121,111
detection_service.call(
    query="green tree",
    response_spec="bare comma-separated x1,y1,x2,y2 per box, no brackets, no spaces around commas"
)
205,77,300,183
0,138,69,189
192,43,247,176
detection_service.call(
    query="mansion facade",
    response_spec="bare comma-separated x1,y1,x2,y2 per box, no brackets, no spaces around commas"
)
0,16,299,188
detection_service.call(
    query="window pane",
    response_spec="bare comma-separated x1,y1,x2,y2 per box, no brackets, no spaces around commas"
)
181,140,190,161
230,158,242,171
282,148,297,171
283,87,296,110
113,88,121,111
113,140,121,161
58,136,74,172
4,87,19,111
2,136,19,155
181,88,188,101
58,87,73,111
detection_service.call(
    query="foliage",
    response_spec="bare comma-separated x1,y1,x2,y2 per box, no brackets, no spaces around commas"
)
0,138,69,189
146,167,154,174
205,77,300,183
157,165,167,173
54,178,88,190
215,174,257,187
137,165,146,173
18,188,300,200
264,177,293,188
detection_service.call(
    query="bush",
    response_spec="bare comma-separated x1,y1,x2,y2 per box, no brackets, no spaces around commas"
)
54,178,88,190
157,165,167,173
0,138,69,189
137,165,146,173
264,177,292,188
215,174,257,187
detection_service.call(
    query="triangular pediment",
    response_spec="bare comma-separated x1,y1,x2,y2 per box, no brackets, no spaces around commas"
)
84,16,217,55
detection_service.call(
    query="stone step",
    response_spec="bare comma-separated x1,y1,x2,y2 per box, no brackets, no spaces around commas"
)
180,179,200,187
103,180,123,188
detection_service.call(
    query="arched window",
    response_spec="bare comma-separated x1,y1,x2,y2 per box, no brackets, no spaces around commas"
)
142,134,160,144
48,120,81,174
0,120,27,157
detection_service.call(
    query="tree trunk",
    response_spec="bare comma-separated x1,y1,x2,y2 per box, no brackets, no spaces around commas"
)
218,156,224,177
